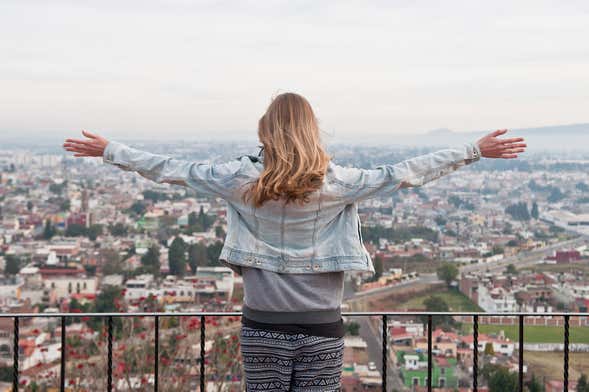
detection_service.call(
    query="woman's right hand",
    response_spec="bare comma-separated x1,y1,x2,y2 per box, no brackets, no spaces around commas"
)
63,130,109,158
476,129,527,159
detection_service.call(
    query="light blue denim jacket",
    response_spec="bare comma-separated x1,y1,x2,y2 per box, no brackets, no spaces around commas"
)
103,141,481,274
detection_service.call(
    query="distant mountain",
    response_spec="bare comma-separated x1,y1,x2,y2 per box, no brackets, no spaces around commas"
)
386,123,589,152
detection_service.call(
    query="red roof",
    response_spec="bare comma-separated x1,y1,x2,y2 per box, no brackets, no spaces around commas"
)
390,327,407,336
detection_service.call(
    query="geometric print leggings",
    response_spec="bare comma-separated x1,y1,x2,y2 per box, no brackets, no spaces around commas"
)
240,326,344,391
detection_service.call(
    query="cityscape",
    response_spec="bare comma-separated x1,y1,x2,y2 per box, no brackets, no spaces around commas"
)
1,138,588,391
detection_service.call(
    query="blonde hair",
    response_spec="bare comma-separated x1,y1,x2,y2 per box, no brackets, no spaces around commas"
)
244,92,330,207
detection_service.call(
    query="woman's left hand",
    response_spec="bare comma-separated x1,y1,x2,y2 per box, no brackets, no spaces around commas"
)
63,130,109,157
476,129,527,159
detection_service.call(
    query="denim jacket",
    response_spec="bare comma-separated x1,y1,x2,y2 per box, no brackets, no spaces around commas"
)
103,141,481,274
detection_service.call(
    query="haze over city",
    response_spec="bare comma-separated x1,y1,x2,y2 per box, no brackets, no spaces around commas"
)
2,0,588,145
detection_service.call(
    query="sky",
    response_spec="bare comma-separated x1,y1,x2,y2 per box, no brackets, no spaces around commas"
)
1,0,588,141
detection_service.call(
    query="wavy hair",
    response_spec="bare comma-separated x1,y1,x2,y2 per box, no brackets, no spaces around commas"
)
243,93,330,207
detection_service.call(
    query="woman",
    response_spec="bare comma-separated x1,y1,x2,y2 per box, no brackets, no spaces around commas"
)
64,92,526,391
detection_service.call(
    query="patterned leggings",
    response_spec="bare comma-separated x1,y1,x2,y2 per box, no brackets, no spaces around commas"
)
240,326,344,391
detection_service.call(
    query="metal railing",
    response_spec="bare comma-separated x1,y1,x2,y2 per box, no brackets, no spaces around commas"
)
2,311,588,392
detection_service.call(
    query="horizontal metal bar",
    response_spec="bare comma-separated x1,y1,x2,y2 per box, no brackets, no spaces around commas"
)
0,311,587,318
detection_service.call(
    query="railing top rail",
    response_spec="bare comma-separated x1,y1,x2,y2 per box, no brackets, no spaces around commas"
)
1,311,588,318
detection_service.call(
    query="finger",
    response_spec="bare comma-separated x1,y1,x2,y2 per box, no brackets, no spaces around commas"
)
501,154,518,159
74,153,93,157
64,144,97,153
63,141,96,148
499,137,525,144
82,130,98,139
490,129,508,137
502,143,527,148
501,148,526,154
65,138,94,146
63,145,92,153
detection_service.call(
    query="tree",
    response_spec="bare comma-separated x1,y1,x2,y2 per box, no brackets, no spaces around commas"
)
127,201,146,216
49,182,66,195
198,206,214,231
421,296,454,329
188,243,208,273
578,374,589,392
373,255,384,280
505,264,518,275
168,237,187,277
484,365,518,392
143,190,169,202
215,225,225,239
505,202,530,221
344,321,360,336
424,296,449,312
0,366,12,382
43,219,55,240
65,223,87,237
434,216,447,227
94,286,122,313
89,286,124,331
547,188,565,203
437,263,459,287
188,211,198,227
60,199,71,212
102,249,123,275
527,374,544,392
4,255,21,275
141,246,161,276
109,222,128,237
531,201,539,219
87,224,103,241
206,241,224,265
484,342,495,356
492,245,504,255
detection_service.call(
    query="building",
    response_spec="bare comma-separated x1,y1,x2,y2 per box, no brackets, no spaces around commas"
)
399,352,458,389
477,286,517,313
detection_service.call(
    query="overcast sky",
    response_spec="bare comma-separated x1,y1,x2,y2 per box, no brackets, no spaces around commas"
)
2,0,588,141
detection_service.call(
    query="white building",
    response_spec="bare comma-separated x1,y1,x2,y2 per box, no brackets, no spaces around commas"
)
42,275,97,299
124,274,158,301
478,286,517,313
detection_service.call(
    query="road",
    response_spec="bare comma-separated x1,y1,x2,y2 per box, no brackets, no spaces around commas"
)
356,315,407,391
461,235,588,274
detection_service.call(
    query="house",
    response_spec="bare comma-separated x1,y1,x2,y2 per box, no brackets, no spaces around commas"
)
399,352,458,389
415,329,458,357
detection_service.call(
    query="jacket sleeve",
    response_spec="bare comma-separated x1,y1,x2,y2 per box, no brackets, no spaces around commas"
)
333,142,481,202
102,141,243,198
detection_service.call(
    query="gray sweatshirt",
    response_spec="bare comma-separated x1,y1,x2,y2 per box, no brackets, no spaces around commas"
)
241,266,344,324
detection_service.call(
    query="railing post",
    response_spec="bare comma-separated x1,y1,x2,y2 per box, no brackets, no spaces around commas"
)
473,315,478,392
60,316,66,392
564,315,570,392
518,315,524,392
107,316,113,392
13,316,19,392
200,315,205,392
427,315,432,392
382,315,387,391
154,315,159,392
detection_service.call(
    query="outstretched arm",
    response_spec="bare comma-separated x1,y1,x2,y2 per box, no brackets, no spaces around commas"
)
333,129,526,202
63,131,242,198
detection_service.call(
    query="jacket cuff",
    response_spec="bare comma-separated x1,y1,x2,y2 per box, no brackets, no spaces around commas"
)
465,142,481,163
102,141,130,169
